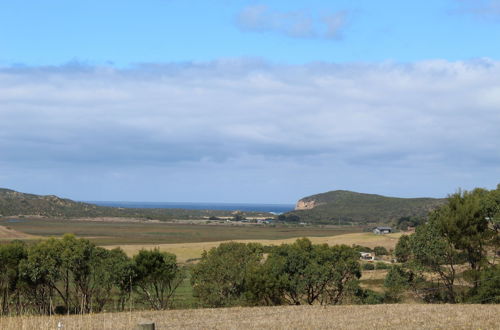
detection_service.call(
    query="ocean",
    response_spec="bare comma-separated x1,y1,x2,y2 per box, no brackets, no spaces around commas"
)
88,201,295,214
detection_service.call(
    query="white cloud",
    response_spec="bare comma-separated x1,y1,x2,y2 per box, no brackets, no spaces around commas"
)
0,59,499,201
236,5,346,39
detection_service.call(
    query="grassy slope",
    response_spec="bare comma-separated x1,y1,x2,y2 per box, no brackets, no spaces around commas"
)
289,190,445,224
2,305,498,330
0,188,272,220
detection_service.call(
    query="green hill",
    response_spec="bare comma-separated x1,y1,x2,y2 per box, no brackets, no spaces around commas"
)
285,190,445,225
0,188,271,220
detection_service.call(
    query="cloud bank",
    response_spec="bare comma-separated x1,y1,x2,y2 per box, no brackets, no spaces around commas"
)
236,5,346,39
1,59,499,201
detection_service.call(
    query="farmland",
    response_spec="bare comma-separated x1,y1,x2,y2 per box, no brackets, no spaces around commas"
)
0,217,365,246
0,218,402,263
1,304,498,330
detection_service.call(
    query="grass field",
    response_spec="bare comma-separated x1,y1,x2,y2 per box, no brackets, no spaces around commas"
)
1,304,498,329
0,218,363,246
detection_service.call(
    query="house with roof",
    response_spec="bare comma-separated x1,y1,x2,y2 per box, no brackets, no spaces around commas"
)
373,226,393,234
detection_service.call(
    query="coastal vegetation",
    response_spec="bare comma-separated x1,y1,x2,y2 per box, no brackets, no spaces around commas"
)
286,190,445,224
0,188,271,221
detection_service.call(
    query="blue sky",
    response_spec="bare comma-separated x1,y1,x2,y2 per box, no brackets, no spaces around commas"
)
1,0,499,65
0,0,499,203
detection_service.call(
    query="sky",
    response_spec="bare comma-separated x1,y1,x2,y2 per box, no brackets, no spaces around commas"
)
0,0,499,203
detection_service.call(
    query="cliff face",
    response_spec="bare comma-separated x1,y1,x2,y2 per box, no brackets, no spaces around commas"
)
295,199,319,210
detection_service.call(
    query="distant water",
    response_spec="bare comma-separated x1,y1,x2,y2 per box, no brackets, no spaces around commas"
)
87,201,295,214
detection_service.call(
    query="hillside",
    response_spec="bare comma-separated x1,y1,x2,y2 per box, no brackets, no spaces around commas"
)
0,188,271,220
285,190,445,224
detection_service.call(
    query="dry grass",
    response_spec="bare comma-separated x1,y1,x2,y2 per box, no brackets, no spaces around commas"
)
0,225,39,240
1,304,498,330
105,232,402,262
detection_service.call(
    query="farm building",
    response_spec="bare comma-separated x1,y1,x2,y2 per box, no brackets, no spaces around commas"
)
359,252,374,261
373,226,393,234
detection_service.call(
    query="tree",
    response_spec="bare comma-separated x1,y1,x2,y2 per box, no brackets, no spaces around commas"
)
246,238,361,306
394,235,411,263
384,265,413,302
19,237,65,314
19,235,135,314
407,221,460,302
432,189,497,289
107,248,135,311
133,249,184,310
191,242,263,307
0,241,27,315
391,185,500,303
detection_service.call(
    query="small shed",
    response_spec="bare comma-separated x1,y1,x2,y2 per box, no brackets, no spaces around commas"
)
373,226,393,235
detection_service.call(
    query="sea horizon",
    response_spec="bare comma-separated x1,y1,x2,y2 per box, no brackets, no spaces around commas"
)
85,201,295,214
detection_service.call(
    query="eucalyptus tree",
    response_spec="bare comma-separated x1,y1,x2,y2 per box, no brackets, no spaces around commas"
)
133,249,184,310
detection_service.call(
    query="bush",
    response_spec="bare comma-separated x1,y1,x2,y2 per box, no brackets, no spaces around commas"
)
467,265,500,304
373,246,389,256
375,262,389,270
352,288,384,304
352,245,373,253
362,263,375,270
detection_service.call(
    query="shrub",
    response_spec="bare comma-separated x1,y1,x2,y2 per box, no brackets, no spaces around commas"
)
362,263,375,270
375,262,389,270
373,246,389,256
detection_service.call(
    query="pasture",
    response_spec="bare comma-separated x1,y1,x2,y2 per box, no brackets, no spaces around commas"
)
1,304,498,330
0,217,364,246
0,217,401,263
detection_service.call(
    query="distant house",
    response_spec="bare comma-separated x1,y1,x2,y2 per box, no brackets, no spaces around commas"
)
359,252,374,261
373,226,393,235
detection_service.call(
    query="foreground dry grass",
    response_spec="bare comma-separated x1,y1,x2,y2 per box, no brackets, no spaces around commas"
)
1,304,498,330
106,232,402,262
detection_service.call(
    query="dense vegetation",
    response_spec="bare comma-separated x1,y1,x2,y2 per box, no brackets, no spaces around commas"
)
387,185,499,303
284,190,445,224
0,188,271,220
191,239,363,307
0,235,185,315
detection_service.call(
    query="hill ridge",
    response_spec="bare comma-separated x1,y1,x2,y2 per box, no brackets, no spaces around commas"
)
289,189,445,224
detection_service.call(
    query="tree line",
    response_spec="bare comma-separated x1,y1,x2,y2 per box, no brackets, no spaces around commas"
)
0,235,184,315
0,235,372,315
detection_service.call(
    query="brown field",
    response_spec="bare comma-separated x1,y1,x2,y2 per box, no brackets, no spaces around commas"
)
0,225,39,240
0,218,363,246
105,232,403,262
1,304,498,330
